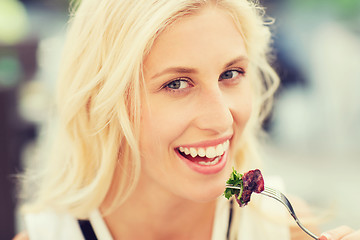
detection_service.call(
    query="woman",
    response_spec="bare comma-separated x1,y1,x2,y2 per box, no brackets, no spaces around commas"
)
16,0,359,239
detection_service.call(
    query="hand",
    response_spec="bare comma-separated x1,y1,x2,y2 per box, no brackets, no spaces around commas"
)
320,226,360,240
13,232,29,240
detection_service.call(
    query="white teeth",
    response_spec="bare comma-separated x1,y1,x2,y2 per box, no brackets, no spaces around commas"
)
198,156,220,166
190,148,197,158
223,140,229,151
205,147,216,158
184,147,190,155
198,148,206,157
178,140,230,159
215,144,224,156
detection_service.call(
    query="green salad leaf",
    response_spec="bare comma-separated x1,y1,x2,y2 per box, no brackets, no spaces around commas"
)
224,168,243,200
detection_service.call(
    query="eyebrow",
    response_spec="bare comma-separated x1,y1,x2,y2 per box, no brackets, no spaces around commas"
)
150,55,248,79
224,56,249,68
151,67,198,79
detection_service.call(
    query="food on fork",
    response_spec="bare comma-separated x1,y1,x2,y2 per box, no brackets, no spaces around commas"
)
224,168,264,207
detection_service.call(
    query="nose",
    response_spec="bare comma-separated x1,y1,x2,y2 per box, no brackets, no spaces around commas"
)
193,87,233,134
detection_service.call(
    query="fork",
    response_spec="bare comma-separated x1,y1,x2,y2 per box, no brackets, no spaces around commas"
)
225,184,319,240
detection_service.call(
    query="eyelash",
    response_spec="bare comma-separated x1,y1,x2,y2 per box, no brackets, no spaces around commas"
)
162,78,193,93
162,68,246,93
219,68,246,82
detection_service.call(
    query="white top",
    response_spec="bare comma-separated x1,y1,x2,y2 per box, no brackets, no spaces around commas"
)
24,177,290,240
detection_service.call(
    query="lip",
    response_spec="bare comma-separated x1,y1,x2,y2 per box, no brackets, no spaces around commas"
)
176,148,229,175
175,135,232,149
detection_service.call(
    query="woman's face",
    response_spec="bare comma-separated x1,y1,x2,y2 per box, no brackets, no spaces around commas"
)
140,7,253,202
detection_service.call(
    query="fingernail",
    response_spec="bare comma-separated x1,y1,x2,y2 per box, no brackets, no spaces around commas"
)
320,233,332,240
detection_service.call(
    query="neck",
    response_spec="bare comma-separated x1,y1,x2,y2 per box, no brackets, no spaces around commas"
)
100,177,217,240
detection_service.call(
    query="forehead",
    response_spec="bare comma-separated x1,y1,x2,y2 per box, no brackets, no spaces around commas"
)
144,7,247,73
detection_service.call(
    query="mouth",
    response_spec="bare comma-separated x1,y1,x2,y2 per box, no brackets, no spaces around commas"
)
175,140,230,174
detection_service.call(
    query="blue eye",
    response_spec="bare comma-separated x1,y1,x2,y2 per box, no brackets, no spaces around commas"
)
219,70,244,80
165,79,191,90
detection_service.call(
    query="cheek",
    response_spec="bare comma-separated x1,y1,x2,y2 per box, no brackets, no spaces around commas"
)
139,101,192,180
139,101,190,154
232,82,253,128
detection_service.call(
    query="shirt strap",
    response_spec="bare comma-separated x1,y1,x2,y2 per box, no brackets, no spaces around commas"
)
226,199,234,240
78,220,98,240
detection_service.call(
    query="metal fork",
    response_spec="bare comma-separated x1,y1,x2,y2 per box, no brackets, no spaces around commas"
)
225,184,319,240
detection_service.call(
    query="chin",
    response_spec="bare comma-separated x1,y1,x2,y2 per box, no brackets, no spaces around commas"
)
191,192,224,204
184,181,227,203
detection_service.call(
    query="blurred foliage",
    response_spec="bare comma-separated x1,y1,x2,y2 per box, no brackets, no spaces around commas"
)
17,0,359,20
0,54,22,89
0,0,28,45
289,0,360,19
20,0,68,8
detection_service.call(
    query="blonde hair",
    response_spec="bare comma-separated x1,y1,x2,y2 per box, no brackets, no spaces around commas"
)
21,0,279,218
